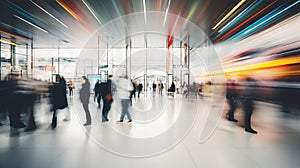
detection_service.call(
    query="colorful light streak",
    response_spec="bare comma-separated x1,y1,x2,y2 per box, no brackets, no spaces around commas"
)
0,29,30,42
56,0,81,21
0,39,17,46
227,4,286,41
203,56,300,79
29,0,68,28
223,56,300,73
215,0,277,42
243,0,300,35
212,0,246,30
218,0,258,33
82,0,103,25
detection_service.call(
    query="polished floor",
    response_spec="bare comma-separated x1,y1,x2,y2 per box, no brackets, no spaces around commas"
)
0,91,300,168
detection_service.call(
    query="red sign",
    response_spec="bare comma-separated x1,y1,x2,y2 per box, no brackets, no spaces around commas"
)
45,65,55,71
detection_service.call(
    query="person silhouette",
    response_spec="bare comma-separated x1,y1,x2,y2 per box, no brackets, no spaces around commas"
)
101,75,113,122
80,76,91,126
226,80,238,122
242,77,257,134
114,75,133,123
50,76,69,129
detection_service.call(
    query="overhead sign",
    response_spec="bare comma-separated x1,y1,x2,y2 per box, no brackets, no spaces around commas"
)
99,65,108,69
87,74,101,79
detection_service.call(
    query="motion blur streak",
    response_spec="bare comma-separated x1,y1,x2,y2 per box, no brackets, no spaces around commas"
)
215,0,277,42
56,0,81,21
212,0,246,30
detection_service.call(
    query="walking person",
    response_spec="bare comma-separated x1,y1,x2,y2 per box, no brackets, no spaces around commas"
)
101,75,113,122
129,80,136,106
50,76,69,129
67,80,74,96
226,80,238,122
159,82,164,95
93,79,101,108
152,82,157,94
242,77,257,134
80,76,91,126
114,74,134,123
137,82,143,97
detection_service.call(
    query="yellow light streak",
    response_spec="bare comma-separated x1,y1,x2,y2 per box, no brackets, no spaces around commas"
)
201,56,300,77
212,0,246,30
224,56,300,73
0,39,17,46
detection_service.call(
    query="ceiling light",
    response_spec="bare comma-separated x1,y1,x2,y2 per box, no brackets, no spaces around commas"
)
143,0,147,24
82,0,103,25
29,0,68,28
163,0,171,27
13,14,48,33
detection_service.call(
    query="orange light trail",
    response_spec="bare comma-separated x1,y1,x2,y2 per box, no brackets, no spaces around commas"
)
202,56,300,78
223,56,300,73
56,0,81,21
156,0,162,11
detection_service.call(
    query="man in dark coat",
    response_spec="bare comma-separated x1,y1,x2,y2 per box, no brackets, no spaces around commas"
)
101,75,113,122
50,76,68,129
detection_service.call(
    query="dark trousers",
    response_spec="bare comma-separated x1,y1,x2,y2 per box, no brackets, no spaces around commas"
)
52,109,57,128
9,105,22,128
82,103,91,124
227,96,237,120
68,88,73,96
102,99,111,121
129,91,135,105
243,99,253,130
97,94,102,107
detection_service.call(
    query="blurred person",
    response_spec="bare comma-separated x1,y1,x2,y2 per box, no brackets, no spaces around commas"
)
114,75,134,123
129,80,136,106
0,75,25,129
0,80,11,127
6,74,38,131
101,75,113,122
67,80,74,96
159,82,164,95
80,76,91,126
60,76,67,88
183,83,188,98
137,82,143,97
241,77,258,134
93,79,101,108
190,82,200,98
50,76,69,129
152,82,157,93
168,82,176,92
226,80,239,122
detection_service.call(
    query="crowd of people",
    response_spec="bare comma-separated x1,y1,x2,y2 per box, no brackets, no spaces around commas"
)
0,73,266,136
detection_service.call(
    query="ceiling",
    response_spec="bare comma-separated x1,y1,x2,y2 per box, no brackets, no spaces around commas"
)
0,0,298,49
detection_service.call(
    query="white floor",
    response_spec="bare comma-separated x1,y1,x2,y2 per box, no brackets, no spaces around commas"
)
0,91,300,168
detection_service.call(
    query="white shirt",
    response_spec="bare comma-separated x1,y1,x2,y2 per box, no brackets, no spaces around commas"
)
114,77,133,99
